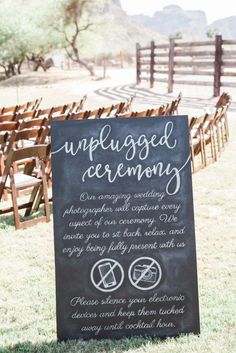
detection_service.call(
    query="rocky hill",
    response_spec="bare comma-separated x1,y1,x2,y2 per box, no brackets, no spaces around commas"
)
130,4,236,41
207,17,236,39
132,5,208,40
81,0,164,57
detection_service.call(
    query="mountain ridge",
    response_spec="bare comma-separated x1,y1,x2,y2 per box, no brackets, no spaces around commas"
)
119,4,236,40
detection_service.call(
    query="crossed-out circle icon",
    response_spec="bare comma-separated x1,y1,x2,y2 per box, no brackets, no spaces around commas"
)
128,256,162,291
90,257,162,292
90,258,124,292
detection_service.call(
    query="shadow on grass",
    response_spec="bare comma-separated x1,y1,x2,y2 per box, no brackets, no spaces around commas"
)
0,214,15,229
0,336,167,353
0,206,52,231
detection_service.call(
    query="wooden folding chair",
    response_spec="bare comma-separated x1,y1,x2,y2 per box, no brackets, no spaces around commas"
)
0,133,8,155
68,111,90,120
98,103,120,118
164,101,174,115
64,102,77,114
98,105,116,118
27,98,42,111
189,115,206,173
24,155,52,217
15,111,38,121
73,95,87,113
86,108,104,119
123,96,135,113
215,92,231,109
162,103,172,116
153,105,165,116
115,97,134,116
1,128,48,195
0,104,19,115
18,116,48,130
0,114,16,123
116,111,133,118
174,92,182,115
132,109,154,118
0,126,26,201
5,126,46,154
115,102,127,116
0,122,19,134
35,107,54,119
104,103,121,117
214,105,230,148
49,114,69,122
0,133,9,200
0,144,50,229
93,108,105,119
201,112,218,165
17,102,30,113
51,105,69,117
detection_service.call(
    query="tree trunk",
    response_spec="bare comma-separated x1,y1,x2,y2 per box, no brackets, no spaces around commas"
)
103,57,107,79
34,61,47,72
70,43,95,76
17,60,24,74
76,57,95,76
0,64,9,78
7,63,16,77
11,64,15,76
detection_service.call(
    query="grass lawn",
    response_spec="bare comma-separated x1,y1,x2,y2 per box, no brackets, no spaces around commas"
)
0,117,235,353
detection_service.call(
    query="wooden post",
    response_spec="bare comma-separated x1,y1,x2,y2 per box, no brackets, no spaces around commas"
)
168,38,175,93
103,56,107,79
150,41,155,88
136,43,141,85
120,50,124,69
67,57,71,70
214,35,223,97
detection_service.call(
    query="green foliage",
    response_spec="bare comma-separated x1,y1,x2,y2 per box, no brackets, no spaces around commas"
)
206,29,221,38
0,0,110,77
0,0,61,77
169,32,183,40
46,0,109,73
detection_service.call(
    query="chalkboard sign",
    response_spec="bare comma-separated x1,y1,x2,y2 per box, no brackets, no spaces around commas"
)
51,116,200,341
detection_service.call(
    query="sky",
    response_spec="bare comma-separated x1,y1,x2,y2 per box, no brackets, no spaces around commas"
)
120,0,235,24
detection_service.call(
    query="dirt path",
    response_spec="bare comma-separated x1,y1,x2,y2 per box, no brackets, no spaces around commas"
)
1,67,235,116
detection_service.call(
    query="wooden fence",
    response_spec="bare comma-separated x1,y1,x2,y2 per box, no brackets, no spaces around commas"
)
136,35,236,97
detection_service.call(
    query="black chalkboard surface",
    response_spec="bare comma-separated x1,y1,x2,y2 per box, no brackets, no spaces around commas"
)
51,116,200,341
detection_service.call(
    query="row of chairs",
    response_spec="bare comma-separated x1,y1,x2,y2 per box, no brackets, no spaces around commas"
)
0,95,135,126
0,102,134,146
0,97,135,229
1,93,181,126
0,98,42,116
0,95,88,123
117,93,181,118
0,92,231,229
189,103,230,173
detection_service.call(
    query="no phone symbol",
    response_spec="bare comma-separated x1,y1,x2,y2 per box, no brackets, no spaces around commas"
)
90,258,124,292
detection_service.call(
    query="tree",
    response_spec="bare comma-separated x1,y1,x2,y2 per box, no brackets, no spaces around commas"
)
0,0,110,79
20,0,62,72
169,32,183,40
0,15,26,77
0,0,61,78
207,29,221,39
49,0,107,76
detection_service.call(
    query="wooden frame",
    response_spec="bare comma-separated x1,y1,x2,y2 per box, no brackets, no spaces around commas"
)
0,144,50,229
137,35,236,96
